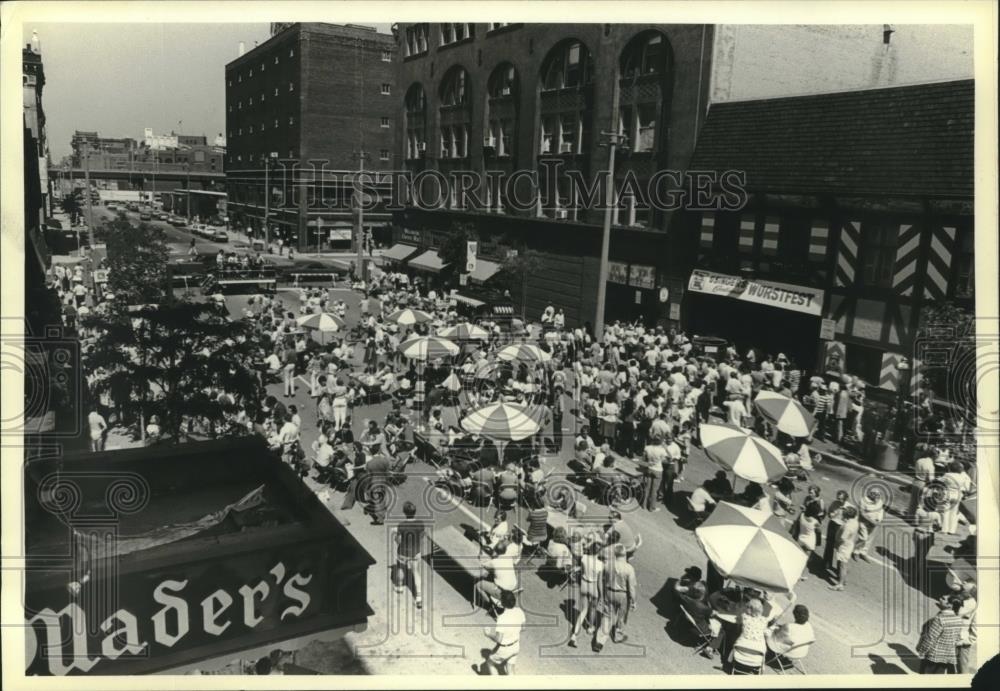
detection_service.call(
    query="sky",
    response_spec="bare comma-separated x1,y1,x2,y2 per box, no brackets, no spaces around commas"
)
29,23,392,159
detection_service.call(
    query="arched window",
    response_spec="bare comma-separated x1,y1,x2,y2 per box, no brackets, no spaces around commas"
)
485,63,518,160
404,83,427,160
540,40,594,91
620,32,668,79
438,67,472,160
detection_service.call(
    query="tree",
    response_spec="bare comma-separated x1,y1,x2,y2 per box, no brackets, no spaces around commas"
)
438,222,477,279
60,193,82,225
82,299,262,442
103,215,170,304
497,245,545,320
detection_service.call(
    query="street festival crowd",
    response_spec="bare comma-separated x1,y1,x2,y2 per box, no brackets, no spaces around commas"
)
54,253,979,676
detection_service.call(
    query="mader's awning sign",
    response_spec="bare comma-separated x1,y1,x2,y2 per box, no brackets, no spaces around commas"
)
687,270,824,317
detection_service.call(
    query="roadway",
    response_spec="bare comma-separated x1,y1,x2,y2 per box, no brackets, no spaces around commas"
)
216,286,965,676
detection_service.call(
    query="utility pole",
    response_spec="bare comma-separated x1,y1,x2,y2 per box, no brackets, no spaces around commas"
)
185,162,191,221
83,145,95,251
593,75,625,342
263,152,277,249
352,149,370,281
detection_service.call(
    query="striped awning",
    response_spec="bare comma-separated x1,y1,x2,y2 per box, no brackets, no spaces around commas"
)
409,250,448,273
383,243,419,263
453,293,485,308
469,259,501,283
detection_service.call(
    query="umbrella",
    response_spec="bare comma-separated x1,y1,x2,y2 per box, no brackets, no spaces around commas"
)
700,423,787,483
386,308,432,326
753,390,815,438
296,312,345,332
398,335,459,361
695,501,808,593
497,343,551,364
439,371,462,392
438,322,490,341
460,402,541,441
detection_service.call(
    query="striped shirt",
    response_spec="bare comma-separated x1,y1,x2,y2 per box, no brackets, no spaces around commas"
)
916,610,963,665
813,393,829,415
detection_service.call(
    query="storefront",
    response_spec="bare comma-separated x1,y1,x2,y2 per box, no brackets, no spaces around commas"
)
684,269,824,368
380,242,420,267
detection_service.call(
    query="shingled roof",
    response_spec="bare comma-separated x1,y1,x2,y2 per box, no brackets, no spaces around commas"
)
690,79,973,199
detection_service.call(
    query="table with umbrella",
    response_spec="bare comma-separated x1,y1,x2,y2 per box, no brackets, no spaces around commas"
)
460,401,542,469
396,335,459,426
700,422,788,486
296,312,345,346
386,308,433,328
753,390,815,439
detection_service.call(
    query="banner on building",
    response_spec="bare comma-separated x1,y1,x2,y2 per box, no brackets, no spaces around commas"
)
607,261,629,285
628,264,656,289
466,241,478,273
687,270,824,317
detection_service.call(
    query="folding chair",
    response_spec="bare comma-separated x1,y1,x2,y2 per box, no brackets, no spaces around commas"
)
679,604,717,656
765,640,812,674
728,644,766,674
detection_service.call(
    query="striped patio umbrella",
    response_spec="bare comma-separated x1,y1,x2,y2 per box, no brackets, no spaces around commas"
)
700,423,787,483
385,308,433,326
753,390,815,438
497,343,551,364
296,312,345,332
438,322,490,341
439,371,462,392
460,402,541,441
398,335,459,361
695,502,808,593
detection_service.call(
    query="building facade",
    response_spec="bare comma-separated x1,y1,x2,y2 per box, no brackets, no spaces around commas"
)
224,23,396,251
23,37,50,230
688,79,973,389
391,22,715,327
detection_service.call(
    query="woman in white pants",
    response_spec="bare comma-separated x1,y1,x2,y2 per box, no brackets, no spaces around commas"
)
332,378,349,430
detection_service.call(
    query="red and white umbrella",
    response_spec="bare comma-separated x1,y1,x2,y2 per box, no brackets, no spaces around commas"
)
695,501,808,593
438,322,490,341
398,335,459,361
497,343,551,364
700,423,787,483
385,308,433,326
754,390,815,438
460,401,541,441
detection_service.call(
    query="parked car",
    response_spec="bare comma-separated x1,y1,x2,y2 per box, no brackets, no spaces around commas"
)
212,230,229,243
139,212,152,221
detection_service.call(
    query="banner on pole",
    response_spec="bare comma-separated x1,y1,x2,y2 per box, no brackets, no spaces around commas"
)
466,241,478,273
687,269,824,317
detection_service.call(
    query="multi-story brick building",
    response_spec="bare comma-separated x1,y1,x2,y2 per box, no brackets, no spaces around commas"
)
688,79,973,387
224,23,396,251
389,22,715,327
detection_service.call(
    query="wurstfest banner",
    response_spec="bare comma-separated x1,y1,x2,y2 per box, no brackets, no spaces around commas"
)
687,269,824,317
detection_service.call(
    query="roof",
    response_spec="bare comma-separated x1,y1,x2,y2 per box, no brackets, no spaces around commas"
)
690,79,973,199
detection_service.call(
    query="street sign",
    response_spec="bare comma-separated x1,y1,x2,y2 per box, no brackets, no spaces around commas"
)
93,269,109,284
820,318,836,340
669,303,681,320
658,287,670,303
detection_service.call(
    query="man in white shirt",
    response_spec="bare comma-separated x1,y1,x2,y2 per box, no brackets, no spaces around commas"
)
766,605,815,662
477,590,525,675
474,537,519,612
689,479,717,517
88,409,108,452
723,395,748,427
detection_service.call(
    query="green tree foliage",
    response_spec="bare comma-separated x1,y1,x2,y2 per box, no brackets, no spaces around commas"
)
497,245,545,319
60,193,82,225
82,299,262,442
103,215,170,304
437,222,477,277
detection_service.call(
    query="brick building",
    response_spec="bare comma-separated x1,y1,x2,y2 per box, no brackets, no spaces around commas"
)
224,23,396,251
688,79,973,387
390,23,714,327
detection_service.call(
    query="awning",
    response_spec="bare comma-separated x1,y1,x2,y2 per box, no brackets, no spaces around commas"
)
452,293,486,308
382,243,419,263
469,259,501,283
409,250,448,273
492,304,515,316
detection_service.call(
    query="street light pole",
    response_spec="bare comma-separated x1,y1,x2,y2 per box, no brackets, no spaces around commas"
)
83,145,95,250
353,149,370,281
593,74,623,342
263,154,271,249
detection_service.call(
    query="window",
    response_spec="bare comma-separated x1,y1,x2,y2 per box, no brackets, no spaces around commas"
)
228,105,232,113
440,68,466,105
559,114,578,153
275,55,279,64
621,33,667,79
859,222,898,288
542,40,593,90
249,125,254,134
261,62,265,71
635,104,656,152
274,87,279,96
380,117,390,128
275,119,279,128
488,64,515,98
289,116,295,125
489,23,509,31
289,81,295,92
540,116,555,154
405,24,429,56
238,101,243,110
261,92,265,102
228,79,232,87
289,48,294,57
440,23,454,45
238,128,243,135
381,50,392,62
405,83,427,159
379,149,390,161
238,73,242,83
381,83,391,95
844,343,883,383
237,154,242,162
953,228,974,297
249,96,254,105
260,122,265,131
777,216,810,266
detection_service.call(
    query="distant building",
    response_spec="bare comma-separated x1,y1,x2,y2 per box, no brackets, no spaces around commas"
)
23,35,50,227
224,22,396,251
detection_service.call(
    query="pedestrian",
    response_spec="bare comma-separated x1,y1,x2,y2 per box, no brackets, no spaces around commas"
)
568,533,604,648
908,446,937,518
392,501,426,609
916,595,964,673
911,504,942,587
823,489,851,572
813,384,829,441
954,580,978,674
87,408,108,452
853,488,886,562
475,590,525,675
593,543,637,652
642,437,666,512
282,341,297,397
835,382,851,445
828,505,859,591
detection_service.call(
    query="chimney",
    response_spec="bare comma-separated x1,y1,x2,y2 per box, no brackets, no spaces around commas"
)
238,41,246,57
